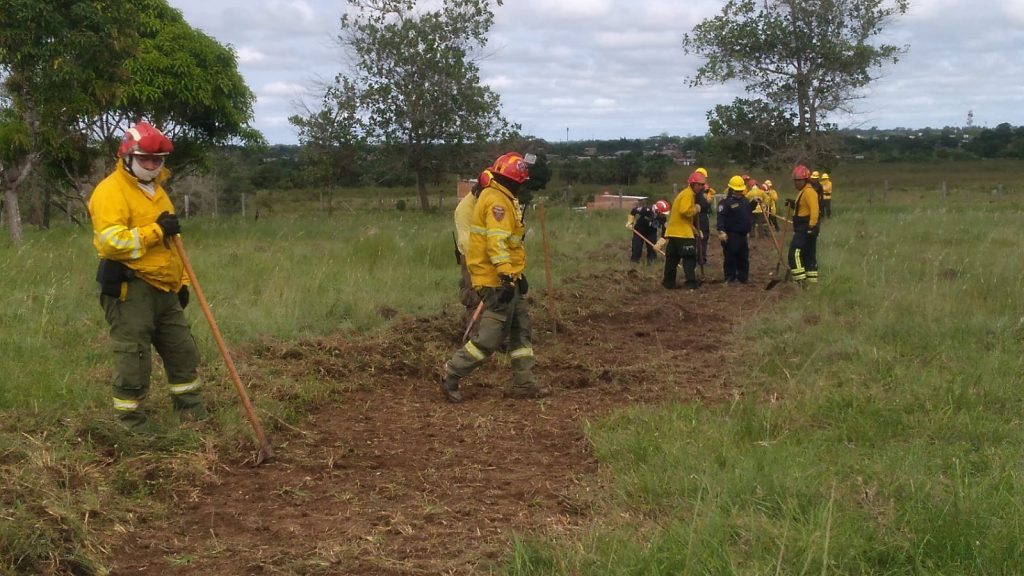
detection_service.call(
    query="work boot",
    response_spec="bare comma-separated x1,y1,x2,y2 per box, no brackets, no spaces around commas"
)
441,374,463,403
116,409,150,431
503,382,551,399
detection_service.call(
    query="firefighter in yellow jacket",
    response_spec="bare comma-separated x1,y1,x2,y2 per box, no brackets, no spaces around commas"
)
786,165,821,285
88,122,206,429
662,170,705,290
821,172,833,218
441,152,548,402
453,170,491,318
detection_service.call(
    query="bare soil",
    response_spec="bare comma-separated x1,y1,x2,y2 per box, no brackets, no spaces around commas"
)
110,239,792,575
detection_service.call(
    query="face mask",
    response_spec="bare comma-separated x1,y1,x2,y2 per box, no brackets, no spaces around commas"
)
126,156,163,182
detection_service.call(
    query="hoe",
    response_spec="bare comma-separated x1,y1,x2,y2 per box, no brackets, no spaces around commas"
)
172,236,274,465
763,209,790,290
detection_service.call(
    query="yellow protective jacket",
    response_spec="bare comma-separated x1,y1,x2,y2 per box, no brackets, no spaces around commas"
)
88,159,187,292
467,181,525,288
747,187,768,214
664,186,698,239
822,180,833,200
794,183,820,228
453,192,477,256
767,188,779,214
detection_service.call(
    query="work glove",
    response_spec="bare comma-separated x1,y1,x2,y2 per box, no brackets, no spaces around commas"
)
156,211,181,238
498,274,516,303
625,215,635,229
654,237,667,252
718,231,728,242
784,199,795,209
693,204,701,214
178,286,189,309
516,275,529,296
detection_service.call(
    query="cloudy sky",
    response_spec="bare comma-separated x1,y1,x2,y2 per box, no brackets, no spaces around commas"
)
167,0,1024,145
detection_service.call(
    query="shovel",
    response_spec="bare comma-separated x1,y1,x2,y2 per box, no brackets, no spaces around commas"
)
172,235,274,465
762,209,790,290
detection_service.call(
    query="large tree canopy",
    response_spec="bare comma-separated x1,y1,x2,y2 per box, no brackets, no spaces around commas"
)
0,0,260,242
93,0,262,172
683,0,909,167
294,0,516,210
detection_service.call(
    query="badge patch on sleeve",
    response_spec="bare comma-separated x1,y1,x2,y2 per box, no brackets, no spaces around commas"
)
492,206,506,221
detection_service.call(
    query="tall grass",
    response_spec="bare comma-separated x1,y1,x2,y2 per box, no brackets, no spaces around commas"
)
502,181,1024,573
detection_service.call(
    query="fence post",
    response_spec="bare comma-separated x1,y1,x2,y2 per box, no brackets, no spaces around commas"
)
942,181,947,199
241,193,246,219
882,180,888,203
185,194,190,218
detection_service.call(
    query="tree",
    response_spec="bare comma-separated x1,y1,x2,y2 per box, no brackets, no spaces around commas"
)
0,0,260,242
705,98,799,168
0,0,135,242
641,153,673,183
300,0,516,210
92,0,262,175
683,0,909,166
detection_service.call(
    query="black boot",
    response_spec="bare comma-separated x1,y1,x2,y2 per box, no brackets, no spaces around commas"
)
441,374,463,403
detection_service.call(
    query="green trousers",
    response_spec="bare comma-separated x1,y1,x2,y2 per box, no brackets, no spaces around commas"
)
100,278,205,428
446,285,536,389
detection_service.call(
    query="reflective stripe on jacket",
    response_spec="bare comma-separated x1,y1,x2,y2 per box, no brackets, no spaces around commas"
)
467,181,525,288
88,159,187,292
664,186,698,239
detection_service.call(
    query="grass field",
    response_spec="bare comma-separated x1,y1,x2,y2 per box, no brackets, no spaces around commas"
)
1,159,1023,573
503,163,1024,574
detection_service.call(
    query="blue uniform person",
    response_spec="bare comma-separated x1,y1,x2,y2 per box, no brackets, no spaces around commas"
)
627,201,663,264
694,168,712,267
716,175,755,283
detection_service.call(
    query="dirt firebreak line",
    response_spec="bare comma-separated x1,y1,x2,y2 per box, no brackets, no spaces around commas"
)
111,244,788,576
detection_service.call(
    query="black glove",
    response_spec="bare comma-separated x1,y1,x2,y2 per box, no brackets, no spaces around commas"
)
784,199,795,209
516,275,528,296
178,286,189,309
156,211,181,238
498,274,516,303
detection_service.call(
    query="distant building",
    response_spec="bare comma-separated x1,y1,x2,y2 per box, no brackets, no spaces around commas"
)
586,191,647,211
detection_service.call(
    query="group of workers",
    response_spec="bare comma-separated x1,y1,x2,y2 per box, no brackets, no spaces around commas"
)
625,166,832,288
90,126,549,429
88,117,837,425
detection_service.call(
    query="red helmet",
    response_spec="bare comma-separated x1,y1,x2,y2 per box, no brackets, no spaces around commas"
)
118,122,173,157
687,171,707,185
653,199,670,214
491,152,530,183
792,165,811,180
477,169,492,189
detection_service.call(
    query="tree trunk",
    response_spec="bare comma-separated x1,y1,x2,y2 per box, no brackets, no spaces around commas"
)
416,169,430,211
4,187,24,244
2,156,34,244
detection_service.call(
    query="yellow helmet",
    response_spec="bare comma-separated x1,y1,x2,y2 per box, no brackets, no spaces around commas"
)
696,167,708,177
810,170,820,180
763,179,773,187
727,175,746,192
821,173,830,180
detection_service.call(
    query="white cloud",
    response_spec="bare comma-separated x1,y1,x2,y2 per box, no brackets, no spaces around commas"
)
236,47,266,64
166,0,1024,143
904,0,961,20
259,82,308,98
